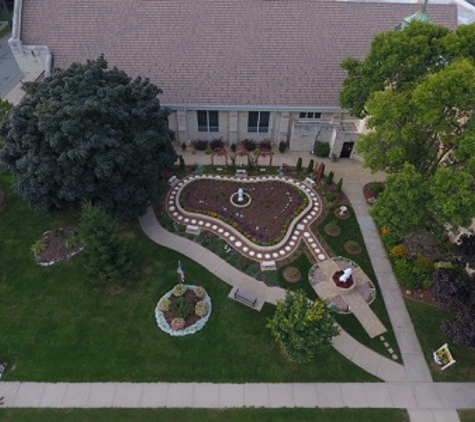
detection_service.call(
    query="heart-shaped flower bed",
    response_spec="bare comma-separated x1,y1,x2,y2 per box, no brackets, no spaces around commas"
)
178,179,309,246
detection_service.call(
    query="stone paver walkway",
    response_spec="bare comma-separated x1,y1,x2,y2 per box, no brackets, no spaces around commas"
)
314,259,386,338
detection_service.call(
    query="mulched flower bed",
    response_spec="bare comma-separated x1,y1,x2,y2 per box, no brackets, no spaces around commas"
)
344,241,362,255
36,227,83,266
283,267,301,283
179,179,308,245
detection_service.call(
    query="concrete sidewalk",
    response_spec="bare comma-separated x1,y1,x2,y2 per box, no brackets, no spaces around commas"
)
1,381,473,417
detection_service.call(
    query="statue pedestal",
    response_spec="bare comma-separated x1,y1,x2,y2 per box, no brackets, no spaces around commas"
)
332,270,356,294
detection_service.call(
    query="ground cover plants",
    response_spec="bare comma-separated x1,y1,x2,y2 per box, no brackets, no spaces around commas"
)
0,176,377,382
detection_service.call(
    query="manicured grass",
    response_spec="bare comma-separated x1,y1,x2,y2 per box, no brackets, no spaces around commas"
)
0,408,409,422
405,300,475,382
0,177,377,382
317,205,402,362
460,410,475,422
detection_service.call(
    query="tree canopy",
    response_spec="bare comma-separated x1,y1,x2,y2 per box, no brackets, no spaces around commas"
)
266,290,339,363
340,22,475,237
0,56,177,221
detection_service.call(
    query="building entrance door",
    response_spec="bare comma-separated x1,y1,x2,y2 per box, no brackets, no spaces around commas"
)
340,142,354,158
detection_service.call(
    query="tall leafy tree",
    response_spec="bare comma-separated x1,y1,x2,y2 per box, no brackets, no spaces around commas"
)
266,290,339,363
0,56,177,221
340,22,450,118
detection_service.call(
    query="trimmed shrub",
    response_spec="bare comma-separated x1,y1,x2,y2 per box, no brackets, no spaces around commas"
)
307,159,315,174
181,142,187,151
230,143,237,153
210,138,224,150
394,259,420,289
193,139,209,151
179,154,185,170
326,171,334,185
259,139,272,150
195,300,209,317
194,286,207,299
296,157,303,172
390,244,409,260
242,139,257,151
172,284,188,297
158,298,171,312
314,141,330,158
336,178,343,193
170,318,186,331
278,141,287,153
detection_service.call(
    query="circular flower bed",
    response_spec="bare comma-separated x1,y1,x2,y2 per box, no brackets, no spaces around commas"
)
283,266,301,283
155,284,212,337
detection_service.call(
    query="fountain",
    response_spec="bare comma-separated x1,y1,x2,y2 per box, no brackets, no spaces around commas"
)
230,187,252,208
332,267,356,292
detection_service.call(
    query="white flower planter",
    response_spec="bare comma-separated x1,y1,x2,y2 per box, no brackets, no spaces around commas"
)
155,285,212,337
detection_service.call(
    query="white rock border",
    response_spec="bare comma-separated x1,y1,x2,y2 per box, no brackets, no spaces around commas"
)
155,285,212,337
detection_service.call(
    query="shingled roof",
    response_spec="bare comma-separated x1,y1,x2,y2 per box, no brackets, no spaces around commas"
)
20,0,457,108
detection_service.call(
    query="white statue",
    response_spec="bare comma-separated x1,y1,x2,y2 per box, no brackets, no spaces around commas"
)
339,268,352,283
339,205,348,216
238,188,244,202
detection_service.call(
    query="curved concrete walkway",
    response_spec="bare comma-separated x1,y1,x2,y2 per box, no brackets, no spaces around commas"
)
140,206,407,382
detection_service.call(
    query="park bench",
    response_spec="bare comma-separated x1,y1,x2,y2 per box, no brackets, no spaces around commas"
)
304,177,316,187
235,169,247,176
168,175,179,186
186,225,201,235
233,288,258,308
260,260,277,271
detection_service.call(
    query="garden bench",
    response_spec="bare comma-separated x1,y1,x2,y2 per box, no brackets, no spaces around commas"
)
233,288,258,309
168,175,179,186
304,177,316,187
260,260,277,271
235,169,247,176
186,225,201,235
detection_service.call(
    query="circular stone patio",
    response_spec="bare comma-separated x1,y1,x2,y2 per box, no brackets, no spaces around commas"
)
309,257,386,339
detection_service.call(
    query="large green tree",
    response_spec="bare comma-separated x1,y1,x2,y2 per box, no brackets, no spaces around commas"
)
0,56,177,221
266,290,339,363
341,22,475,237
340,22,450,118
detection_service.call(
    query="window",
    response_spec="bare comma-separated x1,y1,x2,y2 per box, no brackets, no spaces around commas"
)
248,111,270,133
197,110,219,132
299,112,321,119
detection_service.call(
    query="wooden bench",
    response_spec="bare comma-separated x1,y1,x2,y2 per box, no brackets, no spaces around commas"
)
234,288,258,308
235,169,247,176
260,260,277,271
186,225,201,235
168,175,179,186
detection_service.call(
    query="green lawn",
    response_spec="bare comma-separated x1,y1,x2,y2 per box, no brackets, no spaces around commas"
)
0,408,409,422
460,410,475,422
405,300,475,382
0,177,377,382
317,205,402,362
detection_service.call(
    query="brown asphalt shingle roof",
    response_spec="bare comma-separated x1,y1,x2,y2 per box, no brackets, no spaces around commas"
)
20,0,457,108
